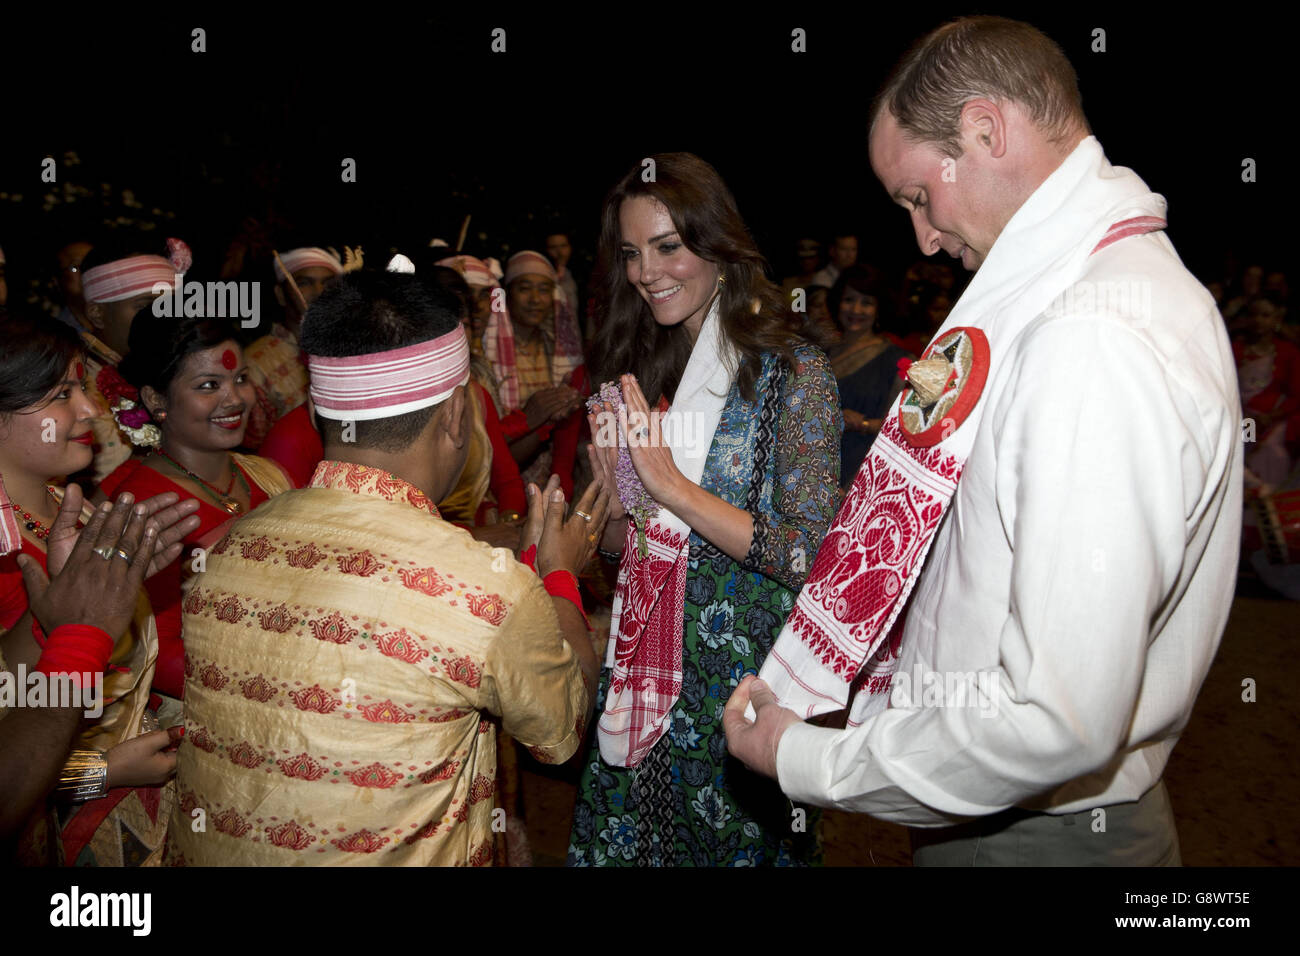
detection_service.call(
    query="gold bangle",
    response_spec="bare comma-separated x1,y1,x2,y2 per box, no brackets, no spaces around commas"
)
58,749,108,802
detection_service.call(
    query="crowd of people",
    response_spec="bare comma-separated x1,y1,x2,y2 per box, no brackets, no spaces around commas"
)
0,15,1283,868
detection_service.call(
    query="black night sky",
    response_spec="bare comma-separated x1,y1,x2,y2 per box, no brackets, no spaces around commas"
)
2,6,1287,295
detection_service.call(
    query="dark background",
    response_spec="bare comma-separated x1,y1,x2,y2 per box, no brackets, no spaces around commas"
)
1,5,1287,299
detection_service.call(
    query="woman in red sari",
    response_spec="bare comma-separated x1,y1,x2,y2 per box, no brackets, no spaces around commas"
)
1,313,200,865
101,312,292,702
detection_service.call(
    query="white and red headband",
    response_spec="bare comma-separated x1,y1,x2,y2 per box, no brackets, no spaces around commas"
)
306,325,471,421
82,255,178,303
274,247,344,283
505,250,556,285
437,254,498,289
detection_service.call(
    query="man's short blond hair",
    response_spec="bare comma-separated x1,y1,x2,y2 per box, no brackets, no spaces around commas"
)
872,16,1090,158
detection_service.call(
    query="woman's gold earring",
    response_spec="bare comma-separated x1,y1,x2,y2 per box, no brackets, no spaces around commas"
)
718,274,727,286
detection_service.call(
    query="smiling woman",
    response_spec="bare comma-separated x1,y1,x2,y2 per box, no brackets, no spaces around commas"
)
569,152,842,867
0,311,181,867
101,309,292,701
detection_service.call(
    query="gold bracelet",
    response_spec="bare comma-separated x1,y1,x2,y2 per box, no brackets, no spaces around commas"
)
58,749,108,802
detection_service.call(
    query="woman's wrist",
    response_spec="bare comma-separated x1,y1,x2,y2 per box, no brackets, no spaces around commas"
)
655,474,694,518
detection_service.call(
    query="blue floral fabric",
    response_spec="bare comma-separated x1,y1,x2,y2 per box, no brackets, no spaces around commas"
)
567,347,841,866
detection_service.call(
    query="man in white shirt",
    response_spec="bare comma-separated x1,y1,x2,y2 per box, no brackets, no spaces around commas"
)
725,15,1242,865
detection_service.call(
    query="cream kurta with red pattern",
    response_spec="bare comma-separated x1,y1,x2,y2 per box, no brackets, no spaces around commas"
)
165,460,589,865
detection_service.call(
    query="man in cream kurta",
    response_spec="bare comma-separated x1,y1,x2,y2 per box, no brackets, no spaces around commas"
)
165,461,589,865
726,16,1242,865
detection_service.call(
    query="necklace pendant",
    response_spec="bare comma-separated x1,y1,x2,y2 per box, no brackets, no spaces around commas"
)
221,498,241,515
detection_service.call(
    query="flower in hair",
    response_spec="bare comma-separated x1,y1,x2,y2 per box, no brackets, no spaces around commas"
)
111,398,161,449
166,237,192,274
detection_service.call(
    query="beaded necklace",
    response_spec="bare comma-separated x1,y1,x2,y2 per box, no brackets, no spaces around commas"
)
152,449,250,514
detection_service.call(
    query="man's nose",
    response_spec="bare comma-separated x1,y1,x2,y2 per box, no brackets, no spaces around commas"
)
911,210,941,256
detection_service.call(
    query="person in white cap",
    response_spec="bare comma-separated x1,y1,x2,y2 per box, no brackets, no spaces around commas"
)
242,246,345,449
493,250,587,497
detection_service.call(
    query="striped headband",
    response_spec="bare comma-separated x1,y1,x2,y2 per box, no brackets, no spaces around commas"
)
436,254,498,289
82,256,177,303
505,250,556,285
274,247,344,283
306,325,471,421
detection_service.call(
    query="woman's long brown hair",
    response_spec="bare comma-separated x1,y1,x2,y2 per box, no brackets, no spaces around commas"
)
589,152,823,405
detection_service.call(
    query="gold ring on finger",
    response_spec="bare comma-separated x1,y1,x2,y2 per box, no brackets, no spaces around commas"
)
115,548,132,562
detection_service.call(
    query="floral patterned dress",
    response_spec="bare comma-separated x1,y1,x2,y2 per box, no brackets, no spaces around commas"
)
567,346,841,866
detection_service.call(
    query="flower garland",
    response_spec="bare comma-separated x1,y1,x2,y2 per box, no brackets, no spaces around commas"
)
97,366,161,449
587,380,659,558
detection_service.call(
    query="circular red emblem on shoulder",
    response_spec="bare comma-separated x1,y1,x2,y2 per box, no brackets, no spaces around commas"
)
897,326,990,448
221,348,237,370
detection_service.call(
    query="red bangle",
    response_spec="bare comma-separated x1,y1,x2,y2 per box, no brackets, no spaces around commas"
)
34,624,114,684
520,544,538,574
543,569,590,630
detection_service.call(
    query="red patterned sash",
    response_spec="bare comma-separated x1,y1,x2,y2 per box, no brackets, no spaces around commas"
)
761,214,1166,720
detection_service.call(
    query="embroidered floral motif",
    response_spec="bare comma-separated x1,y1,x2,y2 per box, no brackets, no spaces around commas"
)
239,674,277,702
277,752,328,781
404,820,440,844
183,586,206,616
227,741,264,769
198,662,229,691
418,759,459,783
290,684,342,714
332,829,391,853
468,773,495,805
213,809,252,838
189,728,217,753
528,745,556,765
240,536,274,561
308,611,357,644
372,628,428,664
212,595,247,623
466,591,508,625
398,566,451,597
285,542,327,568
345,763,401,788
308,460,440,517
467,841,493,867
359,699,414,723
257,603,299,633
444,655,481,689
337,550,380,576
265,821,316,851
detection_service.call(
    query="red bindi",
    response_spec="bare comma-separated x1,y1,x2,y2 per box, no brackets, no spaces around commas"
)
221,349,237,370
75,361,85,379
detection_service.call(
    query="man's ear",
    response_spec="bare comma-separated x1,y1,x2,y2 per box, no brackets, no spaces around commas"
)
959,98,1007,159
440,385,469,450
85,299,106,331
